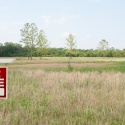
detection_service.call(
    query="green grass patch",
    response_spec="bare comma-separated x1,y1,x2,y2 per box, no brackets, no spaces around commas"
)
43,61,125,73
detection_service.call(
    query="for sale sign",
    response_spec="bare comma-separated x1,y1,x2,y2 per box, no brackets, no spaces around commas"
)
0,58,15,99
0,67,7,99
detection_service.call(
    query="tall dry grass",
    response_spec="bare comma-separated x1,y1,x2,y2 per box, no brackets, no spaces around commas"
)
0,67,125,124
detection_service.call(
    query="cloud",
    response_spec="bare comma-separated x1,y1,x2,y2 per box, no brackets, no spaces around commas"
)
0,5,10,11
57,16,67,25
0,5,18,11
94,0,101,2
87,0,101,3
57,15,82,25
53,16,67,25
41,16,51,26
0,21,22,43
62,32,76,38
86,35,91,39
62,32,70,38
68,15,82,19
41,14,82,26
90,0,101,2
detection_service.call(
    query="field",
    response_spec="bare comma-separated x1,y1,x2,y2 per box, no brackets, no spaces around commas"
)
0,57,125,125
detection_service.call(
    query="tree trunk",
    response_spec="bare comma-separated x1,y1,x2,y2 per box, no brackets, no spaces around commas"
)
40,54,42,60
28,47,30,60
31,49,32,60
68,54,72,65
31,43,33,60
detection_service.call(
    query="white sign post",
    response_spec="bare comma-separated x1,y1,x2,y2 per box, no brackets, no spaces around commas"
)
0,58,15,99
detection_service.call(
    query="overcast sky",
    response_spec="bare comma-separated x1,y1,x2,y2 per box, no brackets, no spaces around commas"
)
0,0,125,49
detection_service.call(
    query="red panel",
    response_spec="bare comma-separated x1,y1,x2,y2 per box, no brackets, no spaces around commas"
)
0,67,7,98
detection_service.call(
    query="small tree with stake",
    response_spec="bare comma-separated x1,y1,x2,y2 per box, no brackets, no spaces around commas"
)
66,34,76,71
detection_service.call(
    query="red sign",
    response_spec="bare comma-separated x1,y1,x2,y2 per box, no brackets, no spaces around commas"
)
0,67,7,99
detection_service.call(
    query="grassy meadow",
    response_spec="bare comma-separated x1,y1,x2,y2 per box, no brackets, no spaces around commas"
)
0,57,125,125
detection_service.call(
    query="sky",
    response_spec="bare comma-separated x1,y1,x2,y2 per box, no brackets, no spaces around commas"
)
0,0,125,50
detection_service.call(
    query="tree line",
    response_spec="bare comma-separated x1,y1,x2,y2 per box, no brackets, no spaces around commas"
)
0,23,125,58
0,41,125,58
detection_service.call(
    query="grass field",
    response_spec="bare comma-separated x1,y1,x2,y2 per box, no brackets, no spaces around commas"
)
0,57,125,125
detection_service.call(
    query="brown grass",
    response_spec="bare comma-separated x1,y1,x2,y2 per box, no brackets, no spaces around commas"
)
0,57,125,125
0,68,125,124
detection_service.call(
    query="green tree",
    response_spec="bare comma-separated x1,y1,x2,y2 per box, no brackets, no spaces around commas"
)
36,30,49,59
66,34,76,71
122,48,125,57
0,43,4,57
20,23,38,60
1,42,22,57
97,39,109,57
66,34,76,60
113,49,122,57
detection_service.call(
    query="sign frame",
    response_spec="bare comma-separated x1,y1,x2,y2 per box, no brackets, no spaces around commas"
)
0,67,7,99
0,58,15,99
